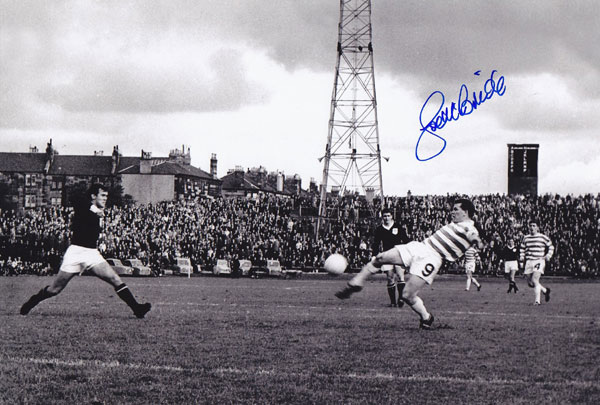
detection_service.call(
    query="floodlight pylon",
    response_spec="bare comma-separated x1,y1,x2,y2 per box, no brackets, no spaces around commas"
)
318,0,384,227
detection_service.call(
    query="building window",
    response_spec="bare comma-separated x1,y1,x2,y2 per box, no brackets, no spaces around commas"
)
51,197,62,206
25,174,33,186
25,195,36,208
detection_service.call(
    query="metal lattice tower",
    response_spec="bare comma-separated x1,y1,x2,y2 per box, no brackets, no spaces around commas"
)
318,0,384,221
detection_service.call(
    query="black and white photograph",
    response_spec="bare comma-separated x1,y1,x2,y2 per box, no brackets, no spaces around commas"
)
1,1,599,403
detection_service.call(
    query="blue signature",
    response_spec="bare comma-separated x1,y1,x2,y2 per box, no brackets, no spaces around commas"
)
415,70,506,161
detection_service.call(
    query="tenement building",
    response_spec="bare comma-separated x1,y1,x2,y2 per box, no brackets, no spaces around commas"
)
0,140,221,210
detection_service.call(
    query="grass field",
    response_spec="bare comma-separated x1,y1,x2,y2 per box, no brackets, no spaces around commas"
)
1,274,599,404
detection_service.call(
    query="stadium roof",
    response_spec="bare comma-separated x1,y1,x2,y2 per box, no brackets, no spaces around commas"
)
221,170,299,195
0,152,216,181
117,160,215,180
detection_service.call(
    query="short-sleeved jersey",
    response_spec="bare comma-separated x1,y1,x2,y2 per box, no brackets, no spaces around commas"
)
372,221,408,253
499,245,519,262
464,246,479,265
520,232,554,262
424,219,479,262
70,205,102,249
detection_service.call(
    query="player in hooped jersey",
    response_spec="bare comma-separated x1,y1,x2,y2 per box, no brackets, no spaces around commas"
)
520,221,554,305
20,183,152,318
372,208,409,307
463,246,481,292
336,199,484,329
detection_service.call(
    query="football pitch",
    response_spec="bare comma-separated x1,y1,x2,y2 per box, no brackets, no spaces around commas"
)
2,274,599,404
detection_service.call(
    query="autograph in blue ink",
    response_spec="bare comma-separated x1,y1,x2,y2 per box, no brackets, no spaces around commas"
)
416,70,506,161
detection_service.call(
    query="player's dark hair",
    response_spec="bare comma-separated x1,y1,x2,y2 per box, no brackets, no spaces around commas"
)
381,208,393,216
454,198,476,218
87,183,107,200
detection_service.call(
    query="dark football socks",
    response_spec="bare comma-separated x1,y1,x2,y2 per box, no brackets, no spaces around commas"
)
20,286,56,315
397,281,406,297
387,283,396,305
115,283,151,318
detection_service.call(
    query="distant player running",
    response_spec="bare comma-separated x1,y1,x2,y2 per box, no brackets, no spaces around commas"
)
463,246,481,292
520,221,554,305
336,199,484,329
20,183,152,318
372,208,409,307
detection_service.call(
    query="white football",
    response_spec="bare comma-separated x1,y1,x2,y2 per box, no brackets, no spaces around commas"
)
324,253,348,275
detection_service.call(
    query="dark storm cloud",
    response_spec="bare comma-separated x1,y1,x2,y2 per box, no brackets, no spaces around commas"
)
210,0,600,100
0,0,277,120
2,0,599,120
372,1,600,98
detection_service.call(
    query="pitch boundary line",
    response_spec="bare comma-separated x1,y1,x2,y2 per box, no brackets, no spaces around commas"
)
5,356,598,389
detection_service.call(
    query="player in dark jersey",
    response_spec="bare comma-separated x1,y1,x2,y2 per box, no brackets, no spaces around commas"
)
499,239,519,293
20,183,151,318
372,208,409,307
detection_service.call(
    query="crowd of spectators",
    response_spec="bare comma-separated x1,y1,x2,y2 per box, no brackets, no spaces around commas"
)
1,192,598,278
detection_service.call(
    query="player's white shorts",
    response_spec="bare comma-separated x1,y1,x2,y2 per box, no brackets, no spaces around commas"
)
396,241,442,285
465,262,476,273
59,245,106,274
524,258,546,275
381,264,394,272
504,260,518,273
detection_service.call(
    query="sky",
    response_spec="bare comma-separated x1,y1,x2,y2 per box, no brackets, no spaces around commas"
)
1,0,599,196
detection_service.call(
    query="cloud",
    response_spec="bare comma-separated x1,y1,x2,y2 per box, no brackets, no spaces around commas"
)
491,73,600,133
373,1,600,98
1,0,599,196
541,155,600,196
37,46,270,114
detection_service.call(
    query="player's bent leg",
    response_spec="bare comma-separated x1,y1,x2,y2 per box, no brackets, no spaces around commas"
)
531,271,548,304
525,273,535,288
401,276,433,327
47,270,78,294
352,249,404,288
532,271,546,293
335,261,372,299
472,276,481,291
20,271,77,315
376,248,405,266
90,261,152,318
336,249,406,300
89,260,122,287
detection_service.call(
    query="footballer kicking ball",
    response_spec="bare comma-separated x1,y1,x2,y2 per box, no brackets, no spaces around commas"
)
324,253,348,275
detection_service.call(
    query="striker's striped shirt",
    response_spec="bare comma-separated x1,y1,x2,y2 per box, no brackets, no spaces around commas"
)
424,220,479,262
464,246,479,264
519,233,554,262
